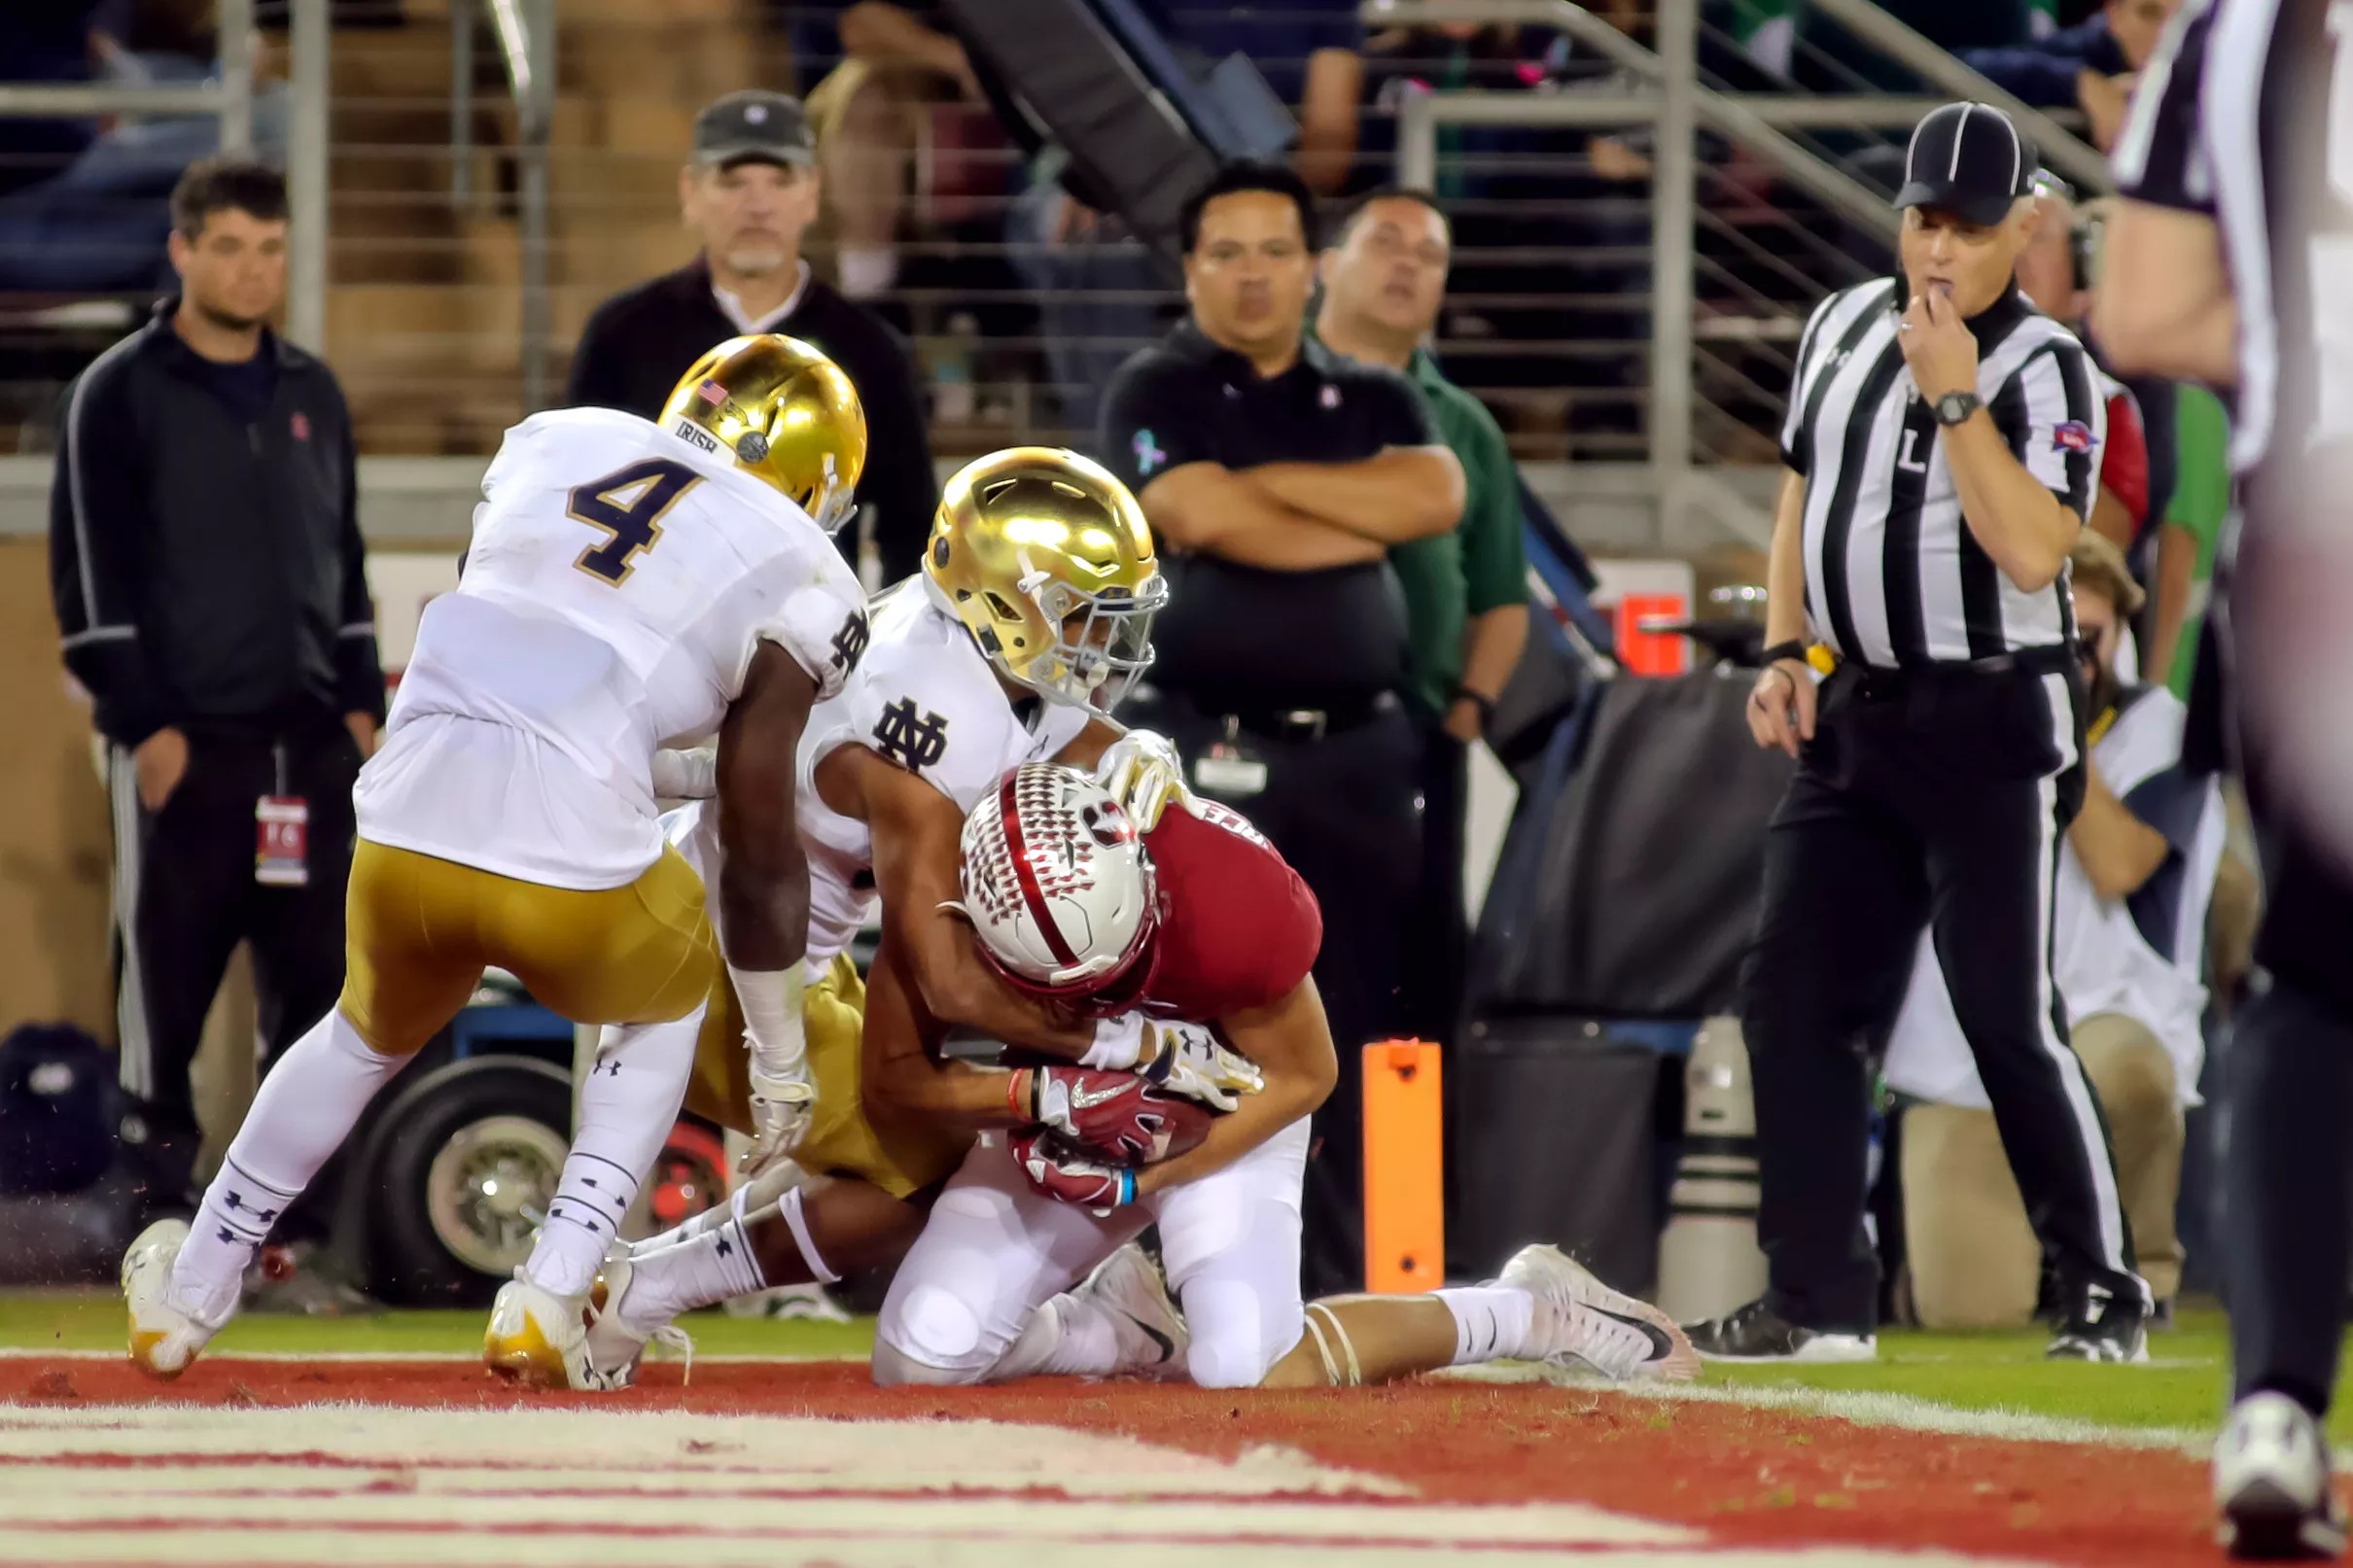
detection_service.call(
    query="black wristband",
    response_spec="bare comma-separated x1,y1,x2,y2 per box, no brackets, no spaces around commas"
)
1759,640,1809,669
1450,684,1498,726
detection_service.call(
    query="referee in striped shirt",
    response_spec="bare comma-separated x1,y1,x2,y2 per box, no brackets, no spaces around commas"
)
1684,102,2152,1367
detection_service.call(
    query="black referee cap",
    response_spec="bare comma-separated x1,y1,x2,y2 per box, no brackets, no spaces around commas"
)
1894,102,2039,226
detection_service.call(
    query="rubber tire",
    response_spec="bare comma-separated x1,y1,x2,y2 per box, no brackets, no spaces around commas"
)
363,1057,572,1307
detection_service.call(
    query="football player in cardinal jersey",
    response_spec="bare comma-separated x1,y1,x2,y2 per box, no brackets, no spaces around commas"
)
870,764,1698,1390
597,763,1694,1391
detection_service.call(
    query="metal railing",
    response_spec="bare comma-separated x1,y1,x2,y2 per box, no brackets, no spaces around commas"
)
0,0,257,153
1803,0,2108,193
0,0,338,354
448,0,557,410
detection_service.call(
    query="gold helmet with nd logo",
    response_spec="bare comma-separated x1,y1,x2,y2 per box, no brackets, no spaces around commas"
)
661,333,866,534
922,447,1167,713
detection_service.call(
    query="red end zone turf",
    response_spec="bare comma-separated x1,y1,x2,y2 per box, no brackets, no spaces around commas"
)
0,1355,2250,1566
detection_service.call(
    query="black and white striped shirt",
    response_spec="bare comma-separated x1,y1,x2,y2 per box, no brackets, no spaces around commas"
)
2113,0,2346,482
1780,279,2105,667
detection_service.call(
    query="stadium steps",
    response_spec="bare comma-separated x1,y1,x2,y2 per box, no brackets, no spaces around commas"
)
324,0,779,452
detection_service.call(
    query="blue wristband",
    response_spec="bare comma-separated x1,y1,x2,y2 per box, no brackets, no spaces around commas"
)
1117,1169,1137,1206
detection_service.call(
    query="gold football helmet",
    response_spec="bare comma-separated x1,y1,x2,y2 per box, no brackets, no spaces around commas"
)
923,447,1167,713
660,334,865,533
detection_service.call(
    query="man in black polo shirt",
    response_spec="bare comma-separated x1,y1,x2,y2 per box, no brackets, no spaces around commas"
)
565,89,936,584
1097,160,1465,1298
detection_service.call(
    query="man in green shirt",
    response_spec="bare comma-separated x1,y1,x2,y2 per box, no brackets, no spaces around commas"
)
1315,188,1529,1039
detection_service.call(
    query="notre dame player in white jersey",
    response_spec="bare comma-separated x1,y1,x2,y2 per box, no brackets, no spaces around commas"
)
120,334,871,1383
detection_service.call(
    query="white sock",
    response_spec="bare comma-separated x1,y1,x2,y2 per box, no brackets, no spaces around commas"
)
525,1011,702,1298
621,1193,767,1326
172,1009,406,1324
992,1293,1125,1381
1435,1286,1536,1366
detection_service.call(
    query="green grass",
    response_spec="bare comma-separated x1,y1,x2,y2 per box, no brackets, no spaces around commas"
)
1703,1309,2235,1436
0,1288,873,1360
11,1289,2345,1450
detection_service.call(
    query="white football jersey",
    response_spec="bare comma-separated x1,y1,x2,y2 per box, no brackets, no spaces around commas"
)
356,407,867,889
666,577,1094,974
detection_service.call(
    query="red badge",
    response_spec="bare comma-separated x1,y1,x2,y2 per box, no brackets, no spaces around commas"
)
291,411,311,441
256,796,309,888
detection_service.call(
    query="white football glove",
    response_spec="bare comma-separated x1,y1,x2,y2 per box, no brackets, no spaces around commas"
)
1095,728,1191,832
650,746,719,799
742,1063,815,1179
1139,1019,1263,1112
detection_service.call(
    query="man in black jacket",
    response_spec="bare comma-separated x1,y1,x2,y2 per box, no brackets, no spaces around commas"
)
48,157,385,1217
566,89,937,585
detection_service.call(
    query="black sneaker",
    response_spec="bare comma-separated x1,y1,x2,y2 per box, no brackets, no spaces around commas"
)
2216,1392,2349,1560
1681,1297,1878,1363
2046,1287,2149,1362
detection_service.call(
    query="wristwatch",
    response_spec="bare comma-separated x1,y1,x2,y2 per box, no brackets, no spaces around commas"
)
1934,391,1983,427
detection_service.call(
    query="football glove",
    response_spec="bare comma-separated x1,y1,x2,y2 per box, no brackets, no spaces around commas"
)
1141,1020,1263,1111
742,1065,814,1178
1095,728,1191,832
1016,1064,1208,1166
1011,1131,1135,1215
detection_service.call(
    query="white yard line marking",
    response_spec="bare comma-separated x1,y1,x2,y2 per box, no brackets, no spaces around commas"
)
0,1534,2053,1568
0,1405,1403,1496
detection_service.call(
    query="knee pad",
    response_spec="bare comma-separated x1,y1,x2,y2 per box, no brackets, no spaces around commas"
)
874,1282,992,1383
869,1338,986,1389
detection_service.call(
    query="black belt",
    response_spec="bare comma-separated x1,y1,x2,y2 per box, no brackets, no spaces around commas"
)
1172,690,1402,742
1839,644,2078,698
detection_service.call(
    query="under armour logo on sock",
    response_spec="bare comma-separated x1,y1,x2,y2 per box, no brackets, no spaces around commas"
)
598,1060,622,1077
716,1237,733,1258
217,1227,236,1244
582,1178,597,1190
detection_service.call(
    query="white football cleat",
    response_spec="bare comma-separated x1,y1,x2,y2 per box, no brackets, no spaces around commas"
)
483,1272,599,1391
583,1245,693,1389
2216,1391,2348,1560
1073,1242,1188,1380
121,1219,229,1379
1501,1243,1701,1383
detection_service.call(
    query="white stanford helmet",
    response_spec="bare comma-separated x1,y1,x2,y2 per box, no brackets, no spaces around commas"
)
956,763,1161,1005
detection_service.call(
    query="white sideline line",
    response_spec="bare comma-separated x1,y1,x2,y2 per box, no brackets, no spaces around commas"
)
1437,1361,2218,1457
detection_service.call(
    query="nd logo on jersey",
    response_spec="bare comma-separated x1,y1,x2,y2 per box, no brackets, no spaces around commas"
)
873,699,950,773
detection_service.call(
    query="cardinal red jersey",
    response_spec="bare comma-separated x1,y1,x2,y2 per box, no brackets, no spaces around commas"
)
1139,798,1322,1021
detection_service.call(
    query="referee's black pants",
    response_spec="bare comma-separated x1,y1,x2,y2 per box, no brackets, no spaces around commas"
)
1131,691,1423,1302
1739,658,2143,1333
106,724,361,1232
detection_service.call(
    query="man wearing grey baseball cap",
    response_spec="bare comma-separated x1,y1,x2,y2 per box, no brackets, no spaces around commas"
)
566,87,937,585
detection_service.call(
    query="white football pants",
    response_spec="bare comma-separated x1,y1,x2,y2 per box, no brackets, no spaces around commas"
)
874,1118,1312,1389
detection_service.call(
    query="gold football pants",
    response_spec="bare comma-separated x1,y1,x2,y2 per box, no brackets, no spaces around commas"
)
683,953,968,1200
337,839,717,1055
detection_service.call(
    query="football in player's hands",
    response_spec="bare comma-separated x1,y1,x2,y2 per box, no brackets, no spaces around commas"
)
1021,1064,1215,1166
1011,1131,1135,1212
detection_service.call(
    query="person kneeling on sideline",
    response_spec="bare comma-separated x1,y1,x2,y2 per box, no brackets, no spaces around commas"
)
1885,531,2223,1328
